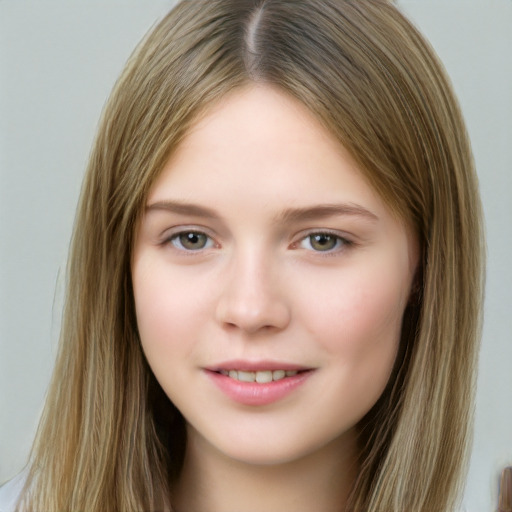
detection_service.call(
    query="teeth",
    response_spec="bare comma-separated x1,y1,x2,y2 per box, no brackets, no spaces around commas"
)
220,369,301,383
255,371,272,383
272,369,285,381
237,370,255,383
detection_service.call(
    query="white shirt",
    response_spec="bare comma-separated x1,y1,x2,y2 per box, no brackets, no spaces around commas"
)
0,473,26,512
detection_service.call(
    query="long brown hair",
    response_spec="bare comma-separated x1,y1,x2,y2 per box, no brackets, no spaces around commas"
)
20,1,484,510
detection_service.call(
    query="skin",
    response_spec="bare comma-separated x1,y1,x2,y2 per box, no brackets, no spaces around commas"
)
132,85,418,512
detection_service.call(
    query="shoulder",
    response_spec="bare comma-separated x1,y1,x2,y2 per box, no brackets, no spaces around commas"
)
0,472,26,512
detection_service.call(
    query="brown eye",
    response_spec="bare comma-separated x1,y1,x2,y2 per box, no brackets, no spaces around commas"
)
300,233,345,252
171,231,212,251
309,234,338,251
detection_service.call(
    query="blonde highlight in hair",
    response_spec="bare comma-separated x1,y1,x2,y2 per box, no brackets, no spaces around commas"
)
20,1,484,511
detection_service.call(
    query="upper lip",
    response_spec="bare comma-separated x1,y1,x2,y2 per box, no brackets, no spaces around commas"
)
205,360,312,372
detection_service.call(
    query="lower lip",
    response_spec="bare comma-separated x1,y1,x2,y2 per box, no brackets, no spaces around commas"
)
205,370,312,406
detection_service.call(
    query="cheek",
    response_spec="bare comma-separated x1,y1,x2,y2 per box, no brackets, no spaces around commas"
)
134,281,175,347
303,268,410,427
132,260,210,361
301,264,409,377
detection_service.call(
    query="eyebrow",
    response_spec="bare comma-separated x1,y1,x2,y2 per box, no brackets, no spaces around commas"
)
146,200,219,218
145,200,378,223
276,204,378,223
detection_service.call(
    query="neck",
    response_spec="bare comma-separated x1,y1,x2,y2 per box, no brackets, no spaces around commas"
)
173,426,360,512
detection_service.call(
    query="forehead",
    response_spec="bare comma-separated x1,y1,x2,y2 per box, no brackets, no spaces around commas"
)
141,83,419,269
149,85,386,216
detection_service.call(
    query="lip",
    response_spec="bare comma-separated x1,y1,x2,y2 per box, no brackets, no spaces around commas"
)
204,360,314,406
206,359,311,372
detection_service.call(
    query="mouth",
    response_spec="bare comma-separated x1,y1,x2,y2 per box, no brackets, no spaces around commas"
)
204,362,314,405
216,369,305,383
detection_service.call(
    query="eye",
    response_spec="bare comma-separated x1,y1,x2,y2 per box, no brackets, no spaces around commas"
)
169,231,214,251
299,233,347,252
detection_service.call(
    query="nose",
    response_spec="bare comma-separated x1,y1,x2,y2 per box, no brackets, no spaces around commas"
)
215,250,291,335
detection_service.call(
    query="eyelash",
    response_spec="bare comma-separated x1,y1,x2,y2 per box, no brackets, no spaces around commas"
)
164,229,216,252
295,231,353,254
162,228,353,255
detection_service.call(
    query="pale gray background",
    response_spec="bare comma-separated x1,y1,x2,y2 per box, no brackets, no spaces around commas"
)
1,2,511,511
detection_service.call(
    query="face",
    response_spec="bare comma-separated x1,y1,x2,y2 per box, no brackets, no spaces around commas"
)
132,85,418,467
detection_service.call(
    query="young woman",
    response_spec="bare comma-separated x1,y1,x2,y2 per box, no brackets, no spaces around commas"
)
2,0,484,510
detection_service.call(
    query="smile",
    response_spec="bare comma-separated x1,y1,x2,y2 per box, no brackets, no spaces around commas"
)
206,366,313,406
219,369,299,383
